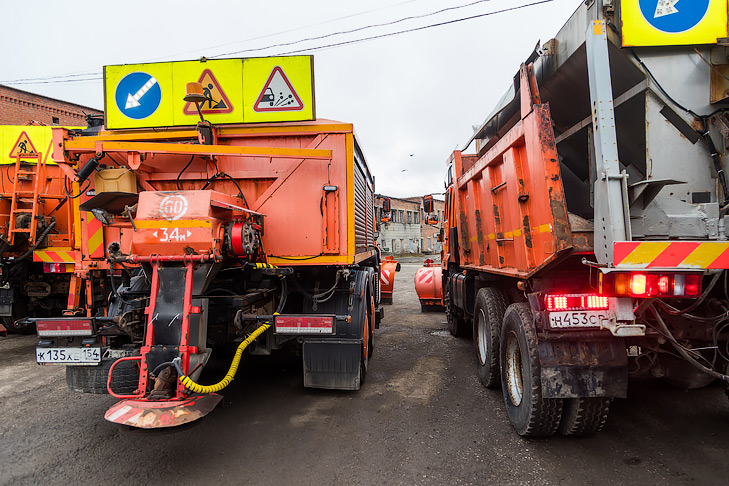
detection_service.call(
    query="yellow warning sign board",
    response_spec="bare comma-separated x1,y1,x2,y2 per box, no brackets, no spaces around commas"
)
0,126,69,165
172,59,242,126
621,0,729,47
243,56,315,123
104,56,314,129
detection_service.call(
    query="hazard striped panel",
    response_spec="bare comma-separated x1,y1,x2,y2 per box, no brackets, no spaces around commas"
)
417,270,434,285
86,214,105,259
614,241,729,269
33,248,77,263
380,269,391,286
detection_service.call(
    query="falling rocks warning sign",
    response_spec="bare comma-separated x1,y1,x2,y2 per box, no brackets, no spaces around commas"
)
254,67,304,112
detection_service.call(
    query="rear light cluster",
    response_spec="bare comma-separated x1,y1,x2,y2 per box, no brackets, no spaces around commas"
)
545,294,609,311
36,319,94,337
599,272,701,298
43,263,73,273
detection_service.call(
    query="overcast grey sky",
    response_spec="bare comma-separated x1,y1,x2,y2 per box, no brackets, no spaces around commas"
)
1,0,581,198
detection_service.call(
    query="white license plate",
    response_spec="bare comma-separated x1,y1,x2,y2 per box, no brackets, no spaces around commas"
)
548,311,611,329
36,347,101,364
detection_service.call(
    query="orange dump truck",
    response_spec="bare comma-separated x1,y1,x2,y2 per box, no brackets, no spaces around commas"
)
0,125,86,334
33,80,382,427
440,1,729,438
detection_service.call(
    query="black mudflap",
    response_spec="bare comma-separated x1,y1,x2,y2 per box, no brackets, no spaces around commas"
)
538,339,628,398
303,339,362,390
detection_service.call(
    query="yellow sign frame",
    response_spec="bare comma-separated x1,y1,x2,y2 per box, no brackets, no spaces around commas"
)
621,0,729,47
104,56,315,129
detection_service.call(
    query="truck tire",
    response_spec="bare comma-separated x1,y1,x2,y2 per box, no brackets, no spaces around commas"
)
445,282,468,337
473,287,508,388
500,303,563,437
558,398,612,436
66,357,139,395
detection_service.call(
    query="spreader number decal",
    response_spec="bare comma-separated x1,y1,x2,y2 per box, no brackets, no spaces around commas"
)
153,228,193,242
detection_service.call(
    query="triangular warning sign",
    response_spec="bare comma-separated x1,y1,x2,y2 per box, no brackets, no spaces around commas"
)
8,131,38,158
254,66,304,112
183,69,233,115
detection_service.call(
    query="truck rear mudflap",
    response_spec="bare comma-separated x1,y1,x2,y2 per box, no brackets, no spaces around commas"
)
303,339,364,390
538,339,628,398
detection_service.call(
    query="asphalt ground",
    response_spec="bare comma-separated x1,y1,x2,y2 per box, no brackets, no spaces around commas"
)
1,262,729,485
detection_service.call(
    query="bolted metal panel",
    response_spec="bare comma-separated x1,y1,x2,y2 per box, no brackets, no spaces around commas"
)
586,19,631,265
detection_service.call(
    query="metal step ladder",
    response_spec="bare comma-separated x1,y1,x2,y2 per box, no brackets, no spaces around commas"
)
8,153,44,246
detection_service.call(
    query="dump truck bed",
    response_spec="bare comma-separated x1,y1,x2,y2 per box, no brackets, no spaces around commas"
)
450,67,588,279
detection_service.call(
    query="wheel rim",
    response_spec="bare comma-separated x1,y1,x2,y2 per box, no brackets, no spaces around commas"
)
505,331,524,406
477,309,488,366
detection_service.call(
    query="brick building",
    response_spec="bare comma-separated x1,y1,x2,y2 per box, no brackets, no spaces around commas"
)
404,196,445,254
0,84,101,126
375,194,445,255
375,195,421,254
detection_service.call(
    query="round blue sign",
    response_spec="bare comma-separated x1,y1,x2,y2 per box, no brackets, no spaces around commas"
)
638,0,711,34
114,72,162,120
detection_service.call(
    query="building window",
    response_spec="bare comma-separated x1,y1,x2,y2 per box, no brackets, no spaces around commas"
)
52,116,60,125
399,210,404,223
415,212,420,224
428,238,432,250
392,239,396,252
407,211,412,224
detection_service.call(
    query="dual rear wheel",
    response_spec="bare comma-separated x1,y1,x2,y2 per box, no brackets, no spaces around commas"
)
475,294,612,437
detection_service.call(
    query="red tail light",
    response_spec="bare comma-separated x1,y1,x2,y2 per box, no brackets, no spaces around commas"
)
545,294,609,311
36,319,94,337
43,263,74,273
600,272,702,298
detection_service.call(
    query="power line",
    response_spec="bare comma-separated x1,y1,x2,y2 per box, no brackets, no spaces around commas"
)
0,0,552,87
210,0,499,58
277,0,553,55
0,0,421,85
5,77,102,86
148,0,422,62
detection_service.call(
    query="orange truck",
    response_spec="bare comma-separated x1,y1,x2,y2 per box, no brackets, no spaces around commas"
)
0,125,84,335
436,2,729,438
32,57,383,428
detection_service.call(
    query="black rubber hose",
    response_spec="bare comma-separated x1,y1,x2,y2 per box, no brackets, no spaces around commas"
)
276,277,288,314
649,304,729,383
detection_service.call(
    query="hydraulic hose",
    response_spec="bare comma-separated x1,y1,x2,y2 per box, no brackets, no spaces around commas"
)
173,322,271,394
648,304,729,384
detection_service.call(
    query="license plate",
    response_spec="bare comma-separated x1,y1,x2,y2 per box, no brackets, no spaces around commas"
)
548,311,611,329
36,347,101,364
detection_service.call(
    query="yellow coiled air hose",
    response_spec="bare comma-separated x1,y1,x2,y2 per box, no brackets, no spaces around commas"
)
173,322,271,394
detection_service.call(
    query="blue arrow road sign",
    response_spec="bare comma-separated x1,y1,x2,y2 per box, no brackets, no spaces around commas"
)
114,72,162,120
638,0,711,34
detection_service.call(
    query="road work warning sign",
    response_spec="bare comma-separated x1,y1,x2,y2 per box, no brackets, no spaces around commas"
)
8,131,37,158
104,55,315,129
183,69,233,115
621,0,729,47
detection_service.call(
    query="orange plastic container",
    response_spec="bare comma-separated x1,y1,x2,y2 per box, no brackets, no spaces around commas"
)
379,256,400,304
414,259,443,311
